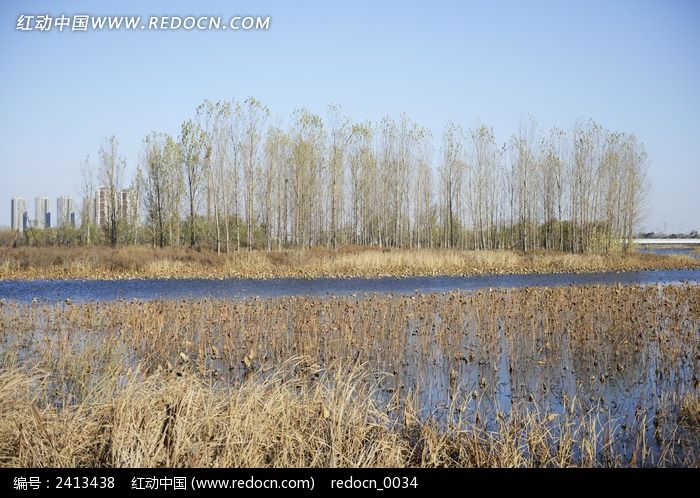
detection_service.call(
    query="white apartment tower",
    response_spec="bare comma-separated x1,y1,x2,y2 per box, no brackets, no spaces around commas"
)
94,186,110,227
35,197,50,229
120,188,138,225
94,186,138,227
57,196,76,227
10,197,27,233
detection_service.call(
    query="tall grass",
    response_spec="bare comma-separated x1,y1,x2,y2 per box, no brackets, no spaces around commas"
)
1,245,698,280
1,284,699,467
4,361,695,468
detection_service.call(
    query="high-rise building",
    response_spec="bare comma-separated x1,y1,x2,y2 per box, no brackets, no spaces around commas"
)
10,198,27,233
120,188,138,225
57,196,76,227
94,187,138,227
94,186,110,227
34,197,50,229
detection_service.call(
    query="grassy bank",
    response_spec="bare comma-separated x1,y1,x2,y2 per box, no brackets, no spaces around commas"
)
1,245,699,280
2,285,699,467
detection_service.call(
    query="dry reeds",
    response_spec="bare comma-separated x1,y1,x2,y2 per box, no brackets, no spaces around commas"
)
1,246,698,280
1,284,699,467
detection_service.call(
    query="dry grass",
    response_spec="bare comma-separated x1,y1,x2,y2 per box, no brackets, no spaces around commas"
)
0,362,409,467
0,362,668,468
680,395,700,432
1,284,699,467
0,245,698,280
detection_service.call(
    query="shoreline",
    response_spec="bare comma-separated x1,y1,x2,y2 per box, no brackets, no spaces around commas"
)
2,264,700,282
1,247,699,282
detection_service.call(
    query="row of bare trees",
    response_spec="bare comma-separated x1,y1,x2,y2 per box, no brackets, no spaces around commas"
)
82,99,648,253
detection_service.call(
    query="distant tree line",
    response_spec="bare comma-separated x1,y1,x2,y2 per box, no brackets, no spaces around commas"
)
67,98,648,253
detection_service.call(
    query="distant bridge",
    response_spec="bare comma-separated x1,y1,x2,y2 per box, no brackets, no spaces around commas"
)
633,238,700,245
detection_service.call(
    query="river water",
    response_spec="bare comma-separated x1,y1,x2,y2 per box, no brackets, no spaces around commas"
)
2,270,699,465
1,269,699,303
637,246,699,257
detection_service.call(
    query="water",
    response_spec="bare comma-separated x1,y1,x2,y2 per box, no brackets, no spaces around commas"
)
1,269,699,303
638,246,699,257
2,280,698,465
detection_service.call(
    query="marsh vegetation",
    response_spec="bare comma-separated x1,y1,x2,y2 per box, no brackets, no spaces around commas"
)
1,245,698,280
1,284,698,467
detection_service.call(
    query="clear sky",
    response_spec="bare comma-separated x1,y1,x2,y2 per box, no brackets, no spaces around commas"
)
1,0,698,232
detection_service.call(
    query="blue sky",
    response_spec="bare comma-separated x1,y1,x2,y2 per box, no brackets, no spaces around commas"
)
1,0,698,232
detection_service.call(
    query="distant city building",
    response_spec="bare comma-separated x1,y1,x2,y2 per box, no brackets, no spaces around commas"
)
94,186,111,227
120,188,138,225
56,196,76,227
94,186,138,227
10,197,27,233
34,197,50,229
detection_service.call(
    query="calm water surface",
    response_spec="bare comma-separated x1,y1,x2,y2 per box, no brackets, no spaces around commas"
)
1,269,699,303
638,247,699,257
